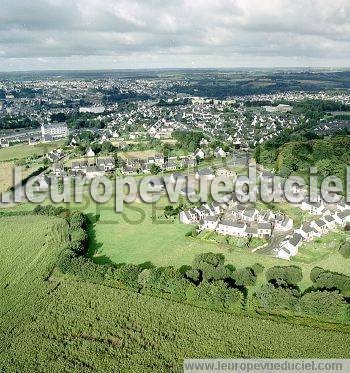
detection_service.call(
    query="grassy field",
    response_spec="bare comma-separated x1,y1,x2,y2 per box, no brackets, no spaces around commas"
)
89,199,226,267
1,213,349,371
120,150,159,160
0,141,64,162
294,230,348,264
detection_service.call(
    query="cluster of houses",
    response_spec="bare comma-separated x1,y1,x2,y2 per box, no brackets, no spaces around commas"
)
180,188,350,261
120,147,245,176
46,149,65,162
180,200,293,240
275,198,350,260
121,153,198,175
52,157,115,179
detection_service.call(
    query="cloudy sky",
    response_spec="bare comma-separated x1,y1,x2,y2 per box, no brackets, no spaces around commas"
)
0,0,350,71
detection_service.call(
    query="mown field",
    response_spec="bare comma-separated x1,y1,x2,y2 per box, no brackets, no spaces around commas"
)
0,141,64,162
0,214,349,372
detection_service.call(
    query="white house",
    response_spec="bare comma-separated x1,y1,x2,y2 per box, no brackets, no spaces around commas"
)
274,216,293,231
310,219,328,234
322,215,337,230
216,220,246,237
214,147,226,158
195,168,215,181
180,186,196,197
96,158,115,171
169,173,187,185
257,222,272,237
86,148,96,157
85,166,105,179
296,223,320,242
194,148,205,160
334,210,350,226
71,160,88,174
277,233,303,260
241,208,258,223
199,216,219,231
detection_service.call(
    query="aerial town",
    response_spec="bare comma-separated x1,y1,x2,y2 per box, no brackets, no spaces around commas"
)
1,73,350,264
1,0,350,367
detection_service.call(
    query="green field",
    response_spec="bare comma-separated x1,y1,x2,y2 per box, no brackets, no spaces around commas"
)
1,213,349,371
0,141,64,162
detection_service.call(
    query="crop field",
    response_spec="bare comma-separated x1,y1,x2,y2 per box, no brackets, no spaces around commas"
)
0,214,69,355
1,222,349,372
0,141,64,162
0,161,41,193
0,212,349,371
3,279,350,372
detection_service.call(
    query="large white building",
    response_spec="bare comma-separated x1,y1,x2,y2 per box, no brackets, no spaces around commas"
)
41,122,69,141
79,106,105,114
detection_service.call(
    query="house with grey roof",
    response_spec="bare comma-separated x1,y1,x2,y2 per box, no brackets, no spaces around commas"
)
180,186,196,197
296,223,320,241
311,219,328,234
96,158,115,171
216,220,247,236
257,222,272,237
71,160,88,174
334,210,350,226
199,216,219,231
277,232,303,260
195,167,215,180
86,166,105,179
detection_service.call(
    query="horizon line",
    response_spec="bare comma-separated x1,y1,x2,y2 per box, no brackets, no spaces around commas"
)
1,66,350,74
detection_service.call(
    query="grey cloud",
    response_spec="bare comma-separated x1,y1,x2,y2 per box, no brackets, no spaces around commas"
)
0,0,349,69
